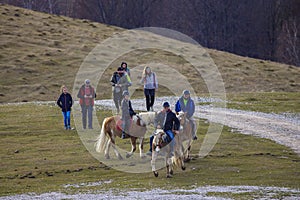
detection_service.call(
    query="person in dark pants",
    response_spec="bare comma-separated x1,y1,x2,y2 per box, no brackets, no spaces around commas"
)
140,66,158,111
77,79,96,129
146,102,180,156
121,90,136,139
110,69,131,114
57,85,73,130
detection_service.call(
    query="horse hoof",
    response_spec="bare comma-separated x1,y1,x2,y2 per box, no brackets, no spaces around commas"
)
182,166,186,171
166,174,172,178
105,155,110,159
170,170,174,175
126,153,132,158
184,158,191,162
153,172,158,177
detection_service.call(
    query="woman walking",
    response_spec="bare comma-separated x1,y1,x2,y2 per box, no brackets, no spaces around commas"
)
57,85,73,130
140,66,158,111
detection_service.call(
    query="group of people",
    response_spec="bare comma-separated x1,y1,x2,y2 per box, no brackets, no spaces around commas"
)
56,61,197,156
56,79,96,130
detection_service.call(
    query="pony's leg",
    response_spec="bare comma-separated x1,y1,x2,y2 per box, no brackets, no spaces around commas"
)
104,139,111,159
110,134,123,160
166,157,172,178
139,137,146,159
151,151,159,177
126,137,137,158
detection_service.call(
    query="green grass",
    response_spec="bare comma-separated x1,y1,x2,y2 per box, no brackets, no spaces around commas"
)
0,103,299,197
226,92,300,113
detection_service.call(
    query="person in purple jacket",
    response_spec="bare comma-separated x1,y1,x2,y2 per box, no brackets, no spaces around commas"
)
57,85,73,130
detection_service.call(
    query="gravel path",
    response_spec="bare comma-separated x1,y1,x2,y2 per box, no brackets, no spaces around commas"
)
96,96,300,155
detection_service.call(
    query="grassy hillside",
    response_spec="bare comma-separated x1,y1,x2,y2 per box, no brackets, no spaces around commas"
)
0,4,299,103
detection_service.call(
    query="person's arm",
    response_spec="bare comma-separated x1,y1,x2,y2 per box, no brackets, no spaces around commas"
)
173,113,180,131
57,95,62,108
69,93,73,107
153,72,158,89
188,99,195,117
175,100,181,113
77,86,84,99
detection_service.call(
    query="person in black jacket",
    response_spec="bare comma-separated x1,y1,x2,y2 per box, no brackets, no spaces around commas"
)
146,102,180,156
57,85,73,130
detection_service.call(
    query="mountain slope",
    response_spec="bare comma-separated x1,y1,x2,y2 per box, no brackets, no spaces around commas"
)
0,4,299,103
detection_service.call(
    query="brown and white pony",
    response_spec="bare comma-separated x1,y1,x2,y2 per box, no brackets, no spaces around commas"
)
137,111,156,126
177,111,193,162
151,129,186,178
95,115,147,160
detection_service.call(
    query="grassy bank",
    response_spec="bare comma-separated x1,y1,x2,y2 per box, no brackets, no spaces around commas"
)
0,102,299,198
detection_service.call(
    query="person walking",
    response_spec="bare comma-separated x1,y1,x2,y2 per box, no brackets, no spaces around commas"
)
57,85,73,130
175,90,197,140
140,66,158,111
110,68,132,114
77,79,96,129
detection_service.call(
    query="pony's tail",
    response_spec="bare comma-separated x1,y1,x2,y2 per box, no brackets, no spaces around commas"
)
95,118,108,153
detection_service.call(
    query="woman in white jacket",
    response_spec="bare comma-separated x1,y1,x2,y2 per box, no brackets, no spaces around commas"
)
140,66,158,111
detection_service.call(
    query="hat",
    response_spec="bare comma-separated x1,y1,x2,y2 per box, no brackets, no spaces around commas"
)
183,90,190,95
163,102,170,108
85,79,90,84
123,90,129,96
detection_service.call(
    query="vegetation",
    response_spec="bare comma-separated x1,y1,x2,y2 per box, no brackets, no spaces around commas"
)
0,103,299,198
0,4,299,199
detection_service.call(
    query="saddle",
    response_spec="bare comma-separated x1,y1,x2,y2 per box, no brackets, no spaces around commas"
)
116,119,133,131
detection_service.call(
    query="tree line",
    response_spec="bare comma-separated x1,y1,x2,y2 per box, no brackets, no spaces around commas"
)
1,0,299,66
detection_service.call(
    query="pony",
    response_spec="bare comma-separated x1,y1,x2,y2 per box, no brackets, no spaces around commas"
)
177,111,193,162
95,114,147,160
151,129,186,178
137,111,156,126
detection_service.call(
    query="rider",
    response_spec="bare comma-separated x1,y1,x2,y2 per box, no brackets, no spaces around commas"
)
110,68,132,114
146,102,180,156
121,90,136,139
175,90,197,140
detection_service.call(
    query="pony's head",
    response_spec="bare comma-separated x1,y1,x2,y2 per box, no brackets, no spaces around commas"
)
153,128,165,152
177,111,186,128
133,114,146,127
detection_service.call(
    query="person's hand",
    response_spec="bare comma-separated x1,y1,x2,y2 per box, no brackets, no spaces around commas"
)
174,130,179,134
84,95,88,98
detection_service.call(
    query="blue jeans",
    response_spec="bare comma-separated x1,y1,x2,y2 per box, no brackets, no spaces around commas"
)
165,130,175,154
62,111,71,128
81,105,93,129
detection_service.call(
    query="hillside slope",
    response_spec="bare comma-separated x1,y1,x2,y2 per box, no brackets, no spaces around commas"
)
0,4,299,103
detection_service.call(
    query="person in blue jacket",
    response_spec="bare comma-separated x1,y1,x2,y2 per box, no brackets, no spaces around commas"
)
175,90,197,140
57,85,73,130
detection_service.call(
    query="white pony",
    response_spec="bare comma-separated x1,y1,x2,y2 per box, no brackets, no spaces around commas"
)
137,111,156,126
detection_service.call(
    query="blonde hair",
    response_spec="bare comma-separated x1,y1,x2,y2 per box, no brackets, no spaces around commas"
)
60,85,67,93
142,66,151,77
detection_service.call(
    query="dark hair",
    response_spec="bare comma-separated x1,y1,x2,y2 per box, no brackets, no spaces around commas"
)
121,62,127,68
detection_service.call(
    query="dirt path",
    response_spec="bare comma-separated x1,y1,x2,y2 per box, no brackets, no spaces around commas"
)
97,96,300,155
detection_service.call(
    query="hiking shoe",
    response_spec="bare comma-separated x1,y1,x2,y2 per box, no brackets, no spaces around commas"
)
121,133,126,139
193,136,198,140
150,106,154,111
